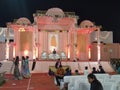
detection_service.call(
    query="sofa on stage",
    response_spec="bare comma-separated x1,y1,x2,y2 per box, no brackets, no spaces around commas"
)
40,51,67,60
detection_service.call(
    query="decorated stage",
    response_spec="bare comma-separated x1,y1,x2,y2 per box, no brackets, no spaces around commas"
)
0,60,115,74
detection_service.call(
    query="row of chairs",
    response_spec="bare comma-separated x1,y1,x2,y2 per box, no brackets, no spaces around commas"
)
60,74,120,90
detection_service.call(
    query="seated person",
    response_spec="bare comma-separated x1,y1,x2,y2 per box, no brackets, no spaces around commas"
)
48,68,54,76
84,66,89,75
74,69,80,75
55,65,64,86
55,58,62,69
64,67,72,76
92,67,98,74
98,66,105,73
53,49,56,54
61,67,72,90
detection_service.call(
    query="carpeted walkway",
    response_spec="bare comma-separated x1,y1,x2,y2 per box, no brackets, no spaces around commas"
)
0,73,59,90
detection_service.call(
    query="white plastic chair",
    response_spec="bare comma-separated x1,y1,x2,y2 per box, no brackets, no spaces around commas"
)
72,79,89,90
104,78,120,90
67,76,87,90
111,75,120,80
103,82,116,90
94,74,110,81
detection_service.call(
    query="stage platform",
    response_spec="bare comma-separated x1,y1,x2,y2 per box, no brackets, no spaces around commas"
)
0,60,115,74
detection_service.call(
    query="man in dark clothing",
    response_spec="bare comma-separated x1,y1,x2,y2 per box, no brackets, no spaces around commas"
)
31,59,36,71
55,58,62,69
0,62,2,67
92,67,98,74
53,49,56,54
87,73,103,90
98,66,105,73
55,65,64,86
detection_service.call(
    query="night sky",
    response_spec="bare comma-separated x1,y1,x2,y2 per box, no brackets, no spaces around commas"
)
0,0,120,43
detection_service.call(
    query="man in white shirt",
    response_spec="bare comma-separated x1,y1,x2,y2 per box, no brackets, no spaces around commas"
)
84,66,89,75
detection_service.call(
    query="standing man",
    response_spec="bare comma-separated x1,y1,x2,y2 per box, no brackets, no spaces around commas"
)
55,58,62,69
31,59,36,71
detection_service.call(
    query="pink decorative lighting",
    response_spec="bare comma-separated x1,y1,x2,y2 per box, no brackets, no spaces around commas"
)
88,45,91,60
18,28,25,32
13,46,15,58
68,48,70,58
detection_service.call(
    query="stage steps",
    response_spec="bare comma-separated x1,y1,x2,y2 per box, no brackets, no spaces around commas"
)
100,61,115,72
0,60,13,74
0,60,115,74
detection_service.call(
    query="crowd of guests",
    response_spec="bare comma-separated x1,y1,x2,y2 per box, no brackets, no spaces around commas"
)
92,66,105,74
2,54,105,90
110,58,120,74
48,58,106,90
13,56,31,80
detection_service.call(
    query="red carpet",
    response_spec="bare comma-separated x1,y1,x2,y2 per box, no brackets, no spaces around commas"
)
0,72,117,90
0,73,59,90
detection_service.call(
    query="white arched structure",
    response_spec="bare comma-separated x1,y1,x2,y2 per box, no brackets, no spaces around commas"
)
46,7,65,17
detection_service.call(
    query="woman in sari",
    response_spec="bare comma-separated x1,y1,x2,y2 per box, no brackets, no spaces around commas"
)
21,56,25,77
13,56,21,80
22,56,30,78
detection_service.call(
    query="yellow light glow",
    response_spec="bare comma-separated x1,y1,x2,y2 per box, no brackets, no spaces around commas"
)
19,28,25,32
88,48,91,60
35,47,38,58
24,50,28,56
68,48,70,58
33,47,38,59
13,46,15,58
6,44,9,60
97,45,101,61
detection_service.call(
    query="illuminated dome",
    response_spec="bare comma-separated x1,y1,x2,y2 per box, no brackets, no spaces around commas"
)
79,20,94,28
46,7,65,17
16,17,31,25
